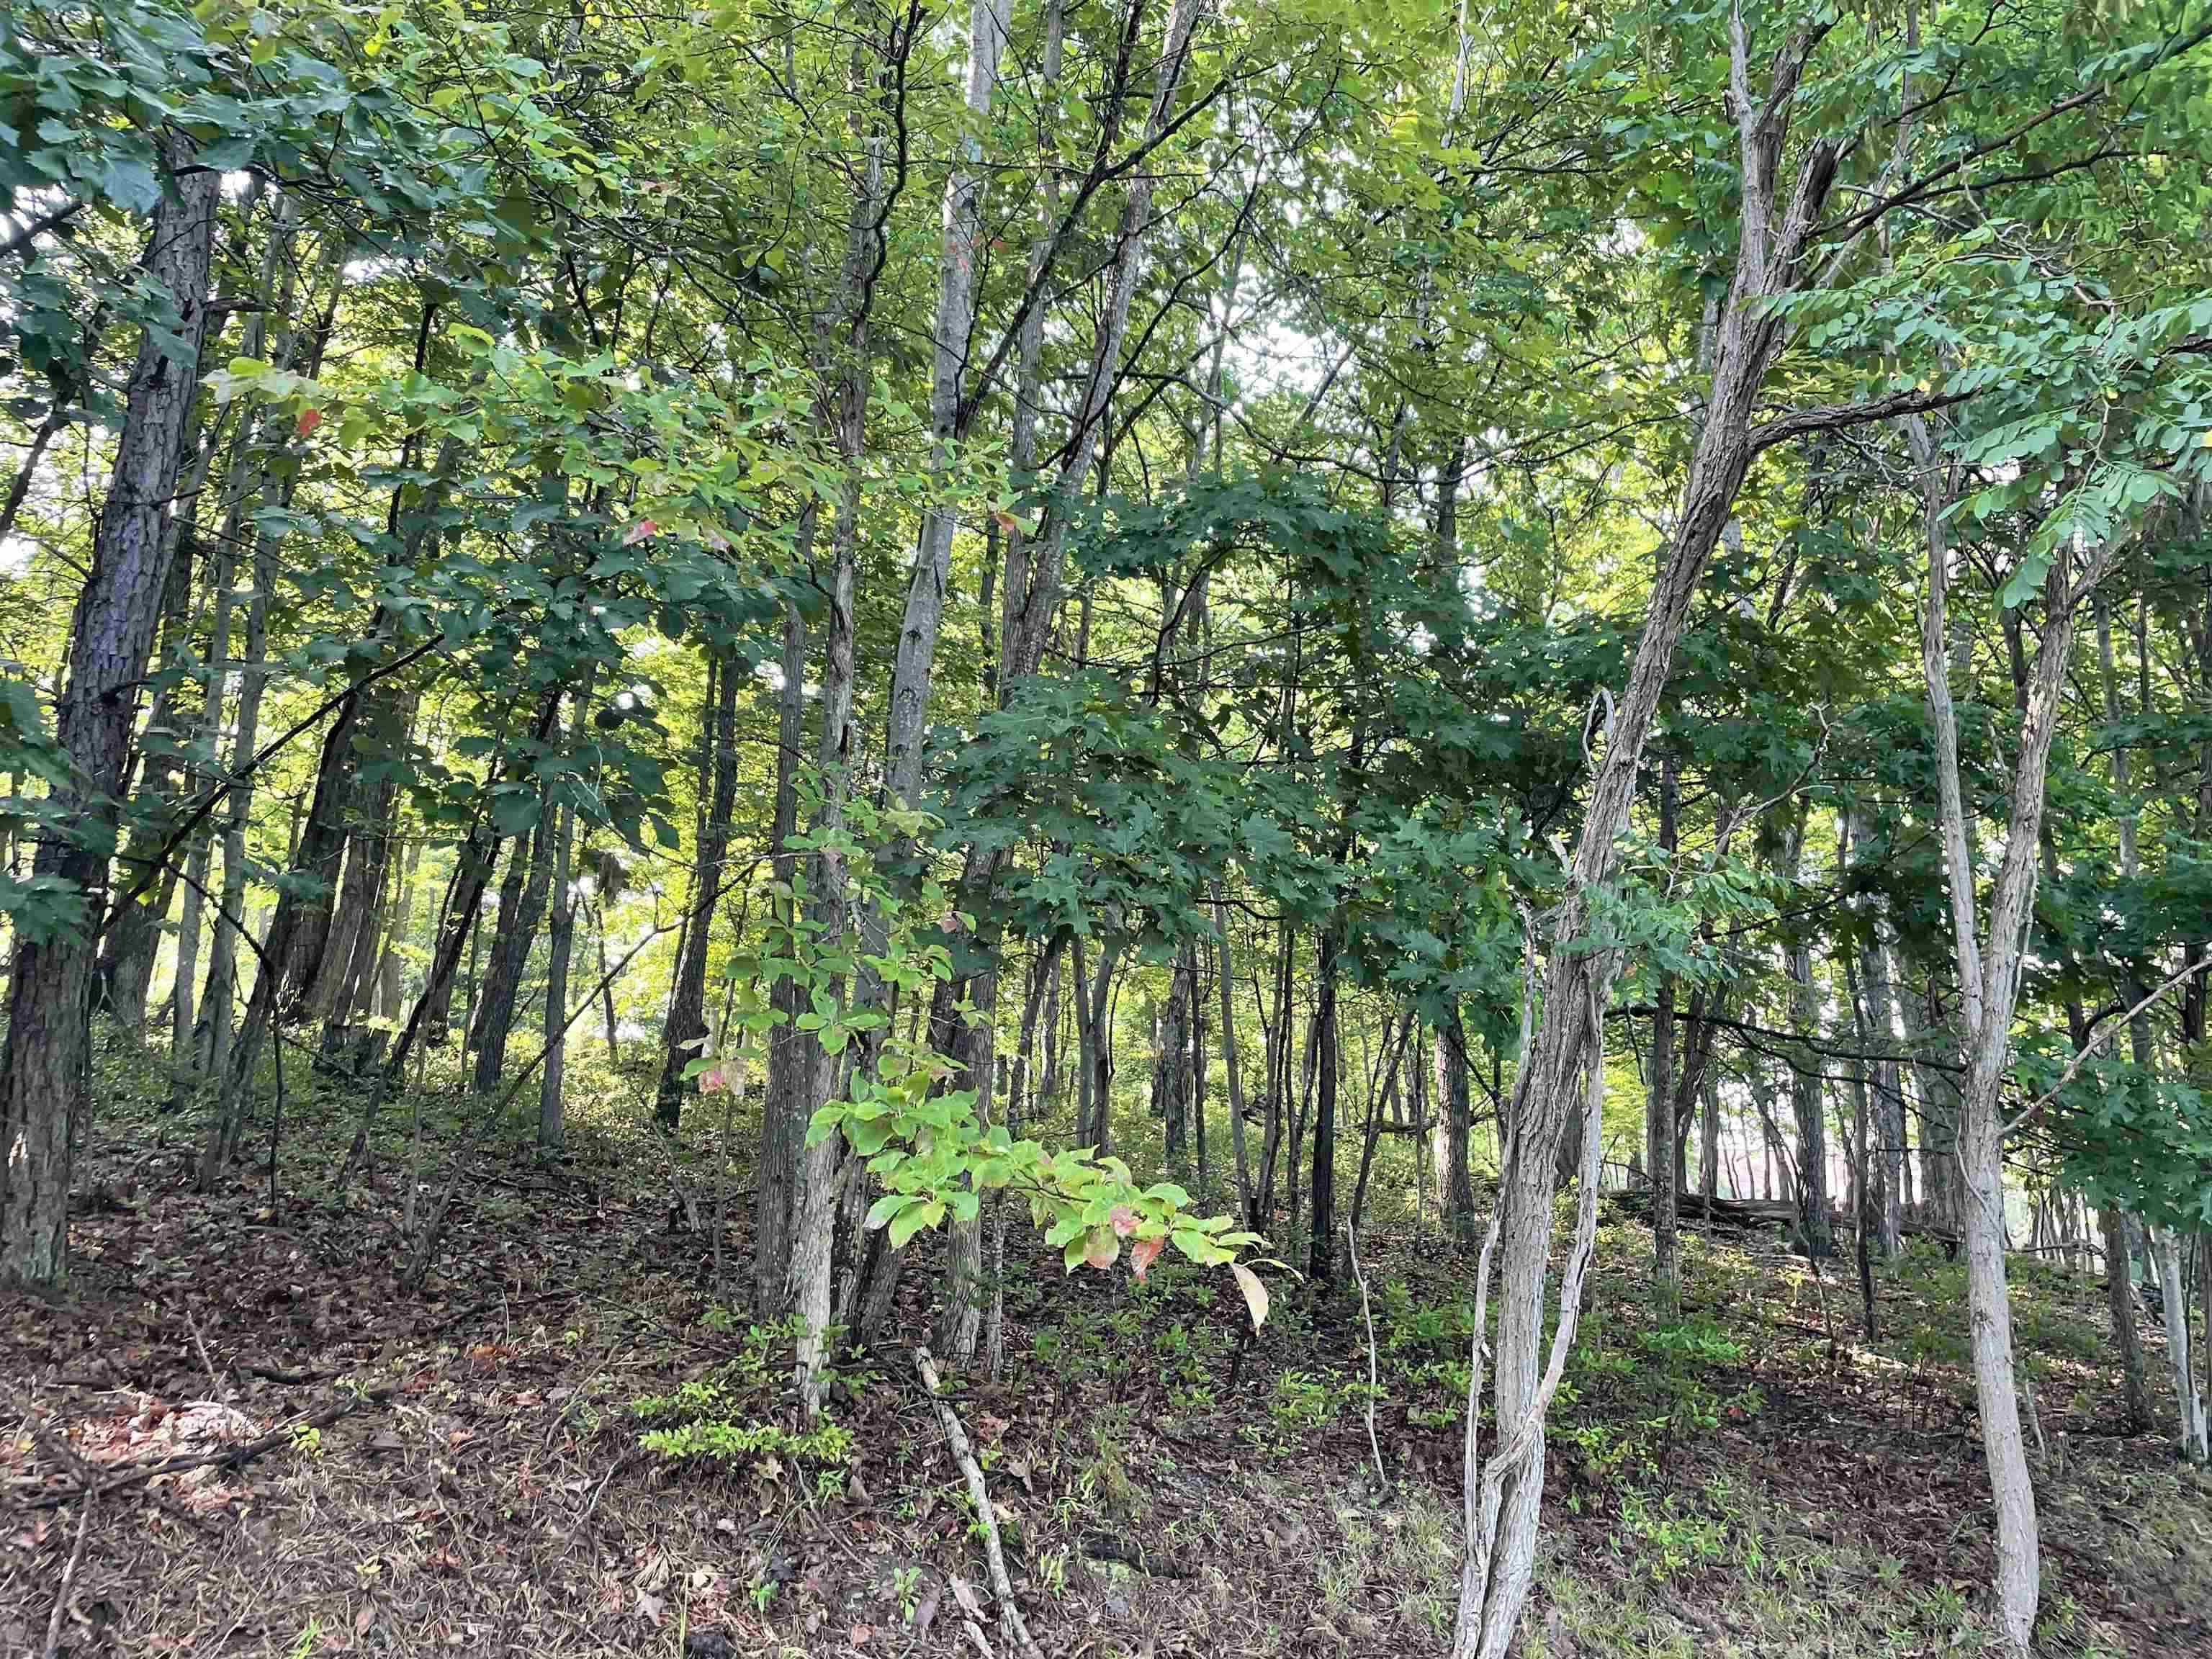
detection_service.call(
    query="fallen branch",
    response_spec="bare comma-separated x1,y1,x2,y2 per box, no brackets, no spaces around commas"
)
914,1346,1041,1659
1345,1219,1385,1487
40,1493,91,1659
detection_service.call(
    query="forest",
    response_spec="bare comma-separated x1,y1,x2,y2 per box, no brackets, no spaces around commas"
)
3,0,2212,1654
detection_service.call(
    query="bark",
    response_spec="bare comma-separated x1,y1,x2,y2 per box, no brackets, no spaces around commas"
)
194,519,274,1144
1213,891,1255,1227
1435,1004,1476,1249
655,651,740,1126
1648,760,1681,1306
755,576,812,1316
1784,814,1833,1256
468,821,537,1086
1308,930,1341,1284
1858,901,1907,1259
1912,403,2075,1655
1899,971,1961,1230
1078,938,1119,1153
97,514,197,1033
2152,1227,2208,1460
1,149,220,1283
1153,945,1194,1169
2100,1206,2149,1432
2094,598,2150,1433
1699,1074,1720,1210
1452,20,1838,1649
784,47,884,1414
539,680,590,1151
377,840,420,1021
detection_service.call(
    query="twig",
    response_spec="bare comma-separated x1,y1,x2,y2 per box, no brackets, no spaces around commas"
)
2002,953,2212,1134
914,1346,1041,1659
181,1301,225,1398
6,1388,95,1491
1344,1220,1385,1488
40,1494,91,1659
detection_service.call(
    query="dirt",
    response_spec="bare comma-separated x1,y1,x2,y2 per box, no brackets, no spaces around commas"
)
4,1059,2208,1658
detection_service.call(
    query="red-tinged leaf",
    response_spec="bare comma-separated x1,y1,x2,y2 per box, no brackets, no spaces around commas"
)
850,1624,873,1647
1130,1236,1164,1281
992,509,1020,533
700,1066,725,1094
623,519,658,546
295,406,322,436
1109,1204,1139,1237
1084,1228,1120,1271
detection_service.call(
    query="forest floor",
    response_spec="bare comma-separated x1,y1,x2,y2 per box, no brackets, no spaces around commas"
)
4,1037,2210,1659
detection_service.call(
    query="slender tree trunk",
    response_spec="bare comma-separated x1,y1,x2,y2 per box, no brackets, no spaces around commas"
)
1214,891,1254,1227
2153,1227,2208,1460
1154,945,1193,1170
1648,760,1681,1306
1453,22,1840,1644
1078,939,1120,1152
784,49,884,1413
0,150,219,1282
1913,408,2078,1656
194,525,274,1146
469,822,539,1085
1308,930,1341,1283
755,576,811,1315
99,518,197,1033
1435,1004,1475,1249
540,682,588,1151
1784,815,1833,1256
657,653,739,1125
377,840,419,1020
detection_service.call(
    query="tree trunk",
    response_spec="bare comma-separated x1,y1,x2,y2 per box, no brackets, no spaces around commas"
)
783,48,884,1413
540,683,588,1151
1154,945,1193,1170
98,514,197,1034
194,521,274,1141
1648,760,1681,1306
0,150,219,1282
755,580,812,1315
1308,931,1341,1283
1452,22,1839,1646
1214,892,1255,1227
1913,407,2080,1656
1078,938,1119,1153
655,652,734,1127
469,819,540,1089
1435,1004,1475,1249
2153,1227,2208,1460
1784,814,1833,1256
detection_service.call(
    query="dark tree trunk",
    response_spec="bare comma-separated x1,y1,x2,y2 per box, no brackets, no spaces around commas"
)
0,152,220,1283
1434,1004,1475,1249
471,798,553,1094
1154,944,1193,1169
1308,930,1341,1283
96,523,199,1032
656,649,741,1129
